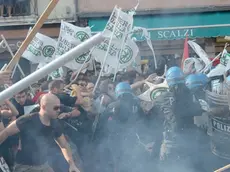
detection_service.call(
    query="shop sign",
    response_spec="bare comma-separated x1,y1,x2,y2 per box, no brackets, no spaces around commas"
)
157,29,194,39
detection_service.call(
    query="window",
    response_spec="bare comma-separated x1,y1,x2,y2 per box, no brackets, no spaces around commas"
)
0,0,35,17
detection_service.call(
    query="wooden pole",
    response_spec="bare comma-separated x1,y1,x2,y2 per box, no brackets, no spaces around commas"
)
215,164,230,172
5,0,59,71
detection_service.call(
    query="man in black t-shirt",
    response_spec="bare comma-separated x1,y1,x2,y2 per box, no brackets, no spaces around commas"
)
48,80,83,107
0,93,80,172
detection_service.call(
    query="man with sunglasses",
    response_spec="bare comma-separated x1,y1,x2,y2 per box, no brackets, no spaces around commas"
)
0,93,80,172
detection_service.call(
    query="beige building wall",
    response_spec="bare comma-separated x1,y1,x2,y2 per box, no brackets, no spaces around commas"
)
78,0,230,13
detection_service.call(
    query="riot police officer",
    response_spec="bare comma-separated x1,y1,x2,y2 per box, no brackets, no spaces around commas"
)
100,82,145,172
153,66,202,172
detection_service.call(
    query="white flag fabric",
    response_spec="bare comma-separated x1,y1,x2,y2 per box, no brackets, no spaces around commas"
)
24,104,39,114
55,21,92,70
49,67,65,80
221,49,230,66
207,63,225,77
207,49,230,77
92,7,135,73
138,82,169,102
36,62,64,80
183,57,205,74
188,40,211,66
132,27,157,69
102,7,133,40
93,38,139,69
22,33,57,64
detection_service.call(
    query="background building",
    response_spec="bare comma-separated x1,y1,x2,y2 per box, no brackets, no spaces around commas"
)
0,0,77,79
77,0,230,65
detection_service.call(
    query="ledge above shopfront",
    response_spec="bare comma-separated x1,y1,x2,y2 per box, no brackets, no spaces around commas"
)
88,11,230,40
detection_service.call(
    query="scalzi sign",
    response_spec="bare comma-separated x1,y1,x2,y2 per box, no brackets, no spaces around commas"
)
156,29,194,40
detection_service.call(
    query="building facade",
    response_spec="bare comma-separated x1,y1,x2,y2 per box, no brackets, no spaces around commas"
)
77,0,230,64
0,0,77,76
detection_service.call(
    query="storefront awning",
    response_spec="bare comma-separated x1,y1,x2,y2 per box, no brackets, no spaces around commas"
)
88,11,230,40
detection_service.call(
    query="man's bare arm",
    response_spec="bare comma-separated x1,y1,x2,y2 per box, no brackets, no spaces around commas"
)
0,121,20,144
55,134,80,172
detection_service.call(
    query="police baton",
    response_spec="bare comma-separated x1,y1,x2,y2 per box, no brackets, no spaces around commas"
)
91,95,105,141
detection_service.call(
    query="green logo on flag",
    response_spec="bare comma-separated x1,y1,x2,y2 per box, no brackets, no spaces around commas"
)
220,53,230,66
119,45,133,64
75,52,91,64
42,45,55,58
75,31,90,42
51,69,61,78
150,87,168,100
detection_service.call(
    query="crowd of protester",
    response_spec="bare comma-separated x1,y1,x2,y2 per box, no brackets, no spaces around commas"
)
0,57,229,172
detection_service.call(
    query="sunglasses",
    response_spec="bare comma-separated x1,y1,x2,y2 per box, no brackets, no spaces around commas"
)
53,105,61,111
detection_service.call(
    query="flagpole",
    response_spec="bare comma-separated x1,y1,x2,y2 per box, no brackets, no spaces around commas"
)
0,33,104,103
113,26,128,82
201,43,228,73
5,0,59,71
69,48,95,85
93,7,121,93
1,35,35,95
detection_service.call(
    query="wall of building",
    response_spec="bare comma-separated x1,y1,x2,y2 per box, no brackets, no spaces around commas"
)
38,0,76,21
78,0,230,14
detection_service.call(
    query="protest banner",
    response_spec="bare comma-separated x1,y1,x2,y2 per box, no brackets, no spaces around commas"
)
93,6,134,65
22,33,57,64
188,40,211,66
55,21,92,70
93,38,138,69
93,7,122,92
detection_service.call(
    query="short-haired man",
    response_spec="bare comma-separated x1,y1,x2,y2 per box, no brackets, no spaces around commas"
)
11,90,34,118
0,93,80,172
49,80,83,107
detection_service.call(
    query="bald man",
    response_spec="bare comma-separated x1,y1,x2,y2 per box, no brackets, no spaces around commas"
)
0,93,80,172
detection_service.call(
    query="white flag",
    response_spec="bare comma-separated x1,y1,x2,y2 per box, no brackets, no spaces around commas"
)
138,82,168,102
24,104,39,114
22,33,57,64
49,67,65,80
93,38,138,70
93,7,134,70
103,7,133,40
188,40,211,66
55,21,92,70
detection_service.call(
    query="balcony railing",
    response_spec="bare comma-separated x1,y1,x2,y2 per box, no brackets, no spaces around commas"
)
0,0,37,26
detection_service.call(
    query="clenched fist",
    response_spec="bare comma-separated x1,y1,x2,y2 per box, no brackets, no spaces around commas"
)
0,71,11,85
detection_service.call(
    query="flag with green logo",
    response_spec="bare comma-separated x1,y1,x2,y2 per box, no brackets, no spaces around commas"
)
220,49,230,66
22,33,57,64
55,21,92,70
92,7,136,72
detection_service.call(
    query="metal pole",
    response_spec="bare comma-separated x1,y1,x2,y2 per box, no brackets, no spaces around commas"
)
0,33,104,102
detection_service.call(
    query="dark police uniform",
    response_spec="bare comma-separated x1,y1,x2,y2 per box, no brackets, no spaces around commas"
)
153,87,202,171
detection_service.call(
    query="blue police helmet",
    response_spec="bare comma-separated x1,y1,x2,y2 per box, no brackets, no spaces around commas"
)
197,73,209,85
166,66,185,87
185,73,208,90
115,82,133,98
